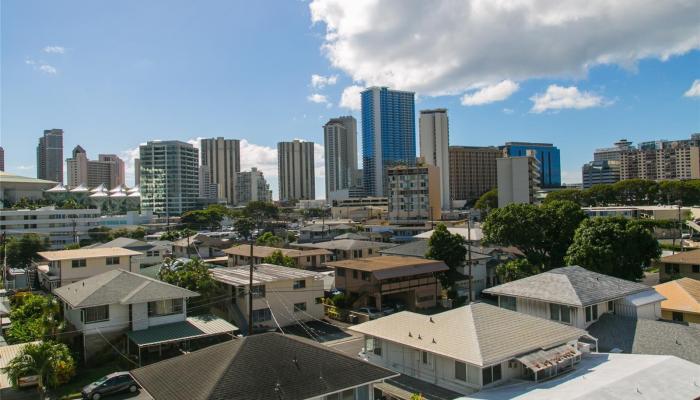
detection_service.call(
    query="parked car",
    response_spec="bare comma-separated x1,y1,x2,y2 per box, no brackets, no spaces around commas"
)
357,307,383,319
381,305,395,316
82,372,139,400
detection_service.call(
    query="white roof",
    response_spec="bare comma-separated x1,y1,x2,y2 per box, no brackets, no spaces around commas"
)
623,290,666,306
459,353,700,400
413,227,483,241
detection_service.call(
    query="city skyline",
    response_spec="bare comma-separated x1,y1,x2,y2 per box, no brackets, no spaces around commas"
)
2,0,699,200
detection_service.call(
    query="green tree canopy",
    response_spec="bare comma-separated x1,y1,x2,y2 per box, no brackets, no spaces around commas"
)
262,249,297,268
496,258,539,283
2,341,76,397
255,232,285,248
3,234,49,268
540,179,700,207
244,201,279,221
181,204,231,230
565,217,661,281
234,217,255,240
6,294,63,344
542,189,584,204
158,258,215,297
474,188,498,213
426,223,467,293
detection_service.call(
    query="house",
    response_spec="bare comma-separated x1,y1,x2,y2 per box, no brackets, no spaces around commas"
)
350,302,593,396
53,269,235,363
328,255,448,310
291,239,395,262
90,237,172,269
483,266,665,329
460,353,700,400
210,264,325,332
0,341,42,397
656,249,700,282
298,223,356,243
223,244,332,269
413,226,484,242
36,247,142,290
130,332,399,400
587,313,700,365
653,277,700,323
172,233,231,258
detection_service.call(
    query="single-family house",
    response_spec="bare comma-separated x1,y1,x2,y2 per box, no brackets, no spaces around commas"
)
90,237,171,269
53,269,235,363
291,239,395,262
172,233,231,258
298,223,356,243
37,247,142,290
130,332,398,400
328,255,448,310
653,277,700,323
211,264,324,332
351,302,593,396
223,244,332,269
656,249,700,282
483,266,666,329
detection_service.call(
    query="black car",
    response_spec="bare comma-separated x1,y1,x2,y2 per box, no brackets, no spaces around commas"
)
81,372,139,400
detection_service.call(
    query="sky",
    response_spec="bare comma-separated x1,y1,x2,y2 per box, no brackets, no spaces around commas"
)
2,0,699,200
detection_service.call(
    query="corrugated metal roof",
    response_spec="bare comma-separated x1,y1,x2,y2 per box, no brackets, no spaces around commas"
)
127,315,237,347
211,264,321,286
327,255,447,272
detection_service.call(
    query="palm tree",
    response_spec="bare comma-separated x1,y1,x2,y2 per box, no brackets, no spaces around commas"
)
2,341,76,399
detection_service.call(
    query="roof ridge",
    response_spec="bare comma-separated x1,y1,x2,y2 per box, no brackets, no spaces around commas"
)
120,280,151,304
463,304,484,364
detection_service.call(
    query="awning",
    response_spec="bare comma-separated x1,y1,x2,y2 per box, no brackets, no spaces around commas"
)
623,290,666,306
516,344,581,372
127,315,237,348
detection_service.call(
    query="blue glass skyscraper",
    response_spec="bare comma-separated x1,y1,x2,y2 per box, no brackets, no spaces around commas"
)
361,87,416,196
503,142,561,187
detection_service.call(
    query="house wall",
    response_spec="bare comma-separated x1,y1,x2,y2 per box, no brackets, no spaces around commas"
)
59,255,137,286
69,303,131,335
307,383,378,400
661,310,700,323
228,253,328,269
503,297,616,329
658,261,700,282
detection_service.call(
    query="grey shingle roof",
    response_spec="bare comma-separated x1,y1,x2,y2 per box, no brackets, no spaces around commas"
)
588,313,700,365
53,269,199,308
130,332,398,400
378,240,493,261
482,265,651,307
294,239,395,251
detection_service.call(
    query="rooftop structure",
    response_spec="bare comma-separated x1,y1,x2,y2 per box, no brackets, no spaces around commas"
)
210,263,320,286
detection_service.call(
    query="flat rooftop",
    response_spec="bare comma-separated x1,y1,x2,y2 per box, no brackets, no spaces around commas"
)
223,245,331,258
38,247,142,261
210,264,322,286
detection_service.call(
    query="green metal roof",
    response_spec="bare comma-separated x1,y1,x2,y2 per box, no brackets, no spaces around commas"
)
127,315,237,347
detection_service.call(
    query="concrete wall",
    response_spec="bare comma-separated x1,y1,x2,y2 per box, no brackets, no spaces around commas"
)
59,255,137,285
661,309,700,323
505,296,616,329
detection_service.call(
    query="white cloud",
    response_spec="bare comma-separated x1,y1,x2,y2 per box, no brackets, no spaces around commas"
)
311,74,338,88
502,108,514,114
684,79,700,97
461,80,519,106
310,0,700,95
25,59,36,65
561,170,582,184
186,137,204,151
339,85,363,110
38,64,57,75
120,144,145,186
43,46,65,54
314,142,325,178
15,165,35,171
530,85,608,113
239,139,278,178
307,93,330,104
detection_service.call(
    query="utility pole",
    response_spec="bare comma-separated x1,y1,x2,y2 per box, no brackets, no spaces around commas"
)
467,212,473,305
678,201,683,253
248,232,254,335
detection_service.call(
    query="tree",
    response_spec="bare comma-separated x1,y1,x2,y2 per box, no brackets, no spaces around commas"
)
543,189,583,205
482,201,586,270
262,250,297,268
255,232,285,248
6,294,63,344
426,224,467,293
158,258,215,297
565,217,661,281
234,217,255,240
4,234,49,268
181,205,230,230
474,188,498,213
244,201,279,221
63,243,81,250
2,341,76,398
496,259,538,283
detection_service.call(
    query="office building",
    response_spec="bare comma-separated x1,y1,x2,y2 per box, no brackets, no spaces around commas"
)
37,129,64,183
66,146,125,189
497,152,540,207
200,137,240,205
594,139,634,162
419,109,450,210
449,146,502,203
236,167,272,205
98,154,126,187
361,87,416,197
277,140,315,202
198,165,218,200
0,146,4,171
387,163,441,224
324,116,358,200
502,142,560,187
620,134,700,181
0,206,101,249
134,158,140,186
139,140,199,216
582,160,621,188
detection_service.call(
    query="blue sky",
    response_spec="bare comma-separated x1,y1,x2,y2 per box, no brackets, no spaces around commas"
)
2,0,699,199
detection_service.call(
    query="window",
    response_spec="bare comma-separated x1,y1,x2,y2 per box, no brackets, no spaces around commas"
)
455,361,467,381
106,257,120,265
336,268,345,277
672,312,684,322
315,297,323,304
368,249,373,255
608,301,614,312
549,304,571,324
499,296,516,311
294,302,307,312
252,308,272,323
71,259,87,268
352,270,358,279
421,351,433,368
482,364,502,385
251,285,266,298
664,264,680,274
293,279,306,289
693,265,700,273
585,304,599,322
365,336,382,356
82,305,109,324
148,299,183,317
361,271,371,281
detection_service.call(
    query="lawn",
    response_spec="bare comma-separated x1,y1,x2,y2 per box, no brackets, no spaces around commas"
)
51,360,127,400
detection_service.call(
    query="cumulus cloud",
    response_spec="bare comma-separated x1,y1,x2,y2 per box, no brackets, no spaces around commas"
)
43,46,65,54
120,144,145,186
314,142,325,178
461,80,519,106
311,74,338,88
339,85,363,110
684,79,700,97
307,93,330,104
239,139,278,178
38,64,57,75
530,85,608,113
186,137,204,151
310,0,700,95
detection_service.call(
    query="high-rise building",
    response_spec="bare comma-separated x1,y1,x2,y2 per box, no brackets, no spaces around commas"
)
236,167,272,205
387,162,441,224
449,146,502,203
419,109,450,210
198,165,218,200
502,142,560,187
497,152,541,207
324,116,358,200
361,87,416,197
66,145,88,187
200,137,240,205
278,140,315,202
98,154,126,187
619,134,700,181
582,160,621,188
139,140,199,216
134,158,141,186
594,139,634,162
0,146,4,171
66,146,125,189
37,129,64,183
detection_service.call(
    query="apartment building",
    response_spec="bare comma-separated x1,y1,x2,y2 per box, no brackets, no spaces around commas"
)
496,153,540,207
582,160,621,188
278,140,315,202
36,247,142,289
387,164,441,224
0,206,102,249
324,116,358,200
449,146,501,203
620,134,700,181
200,137,241,205
37,129,64,184
235,167,272,205
419,109,450,210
